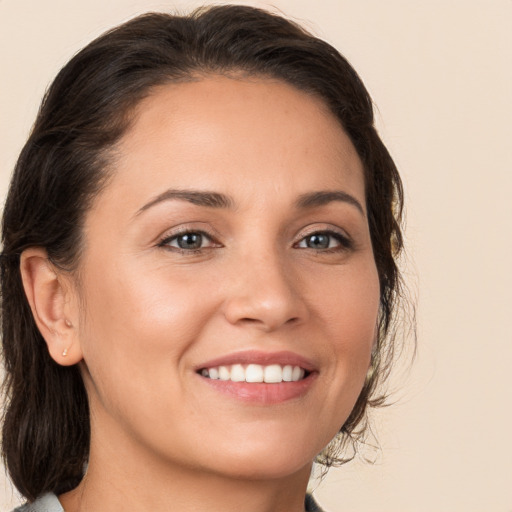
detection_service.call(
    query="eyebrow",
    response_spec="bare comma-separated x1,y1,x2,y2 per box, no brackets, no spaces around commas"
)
136,189,234,216
295,190,365,215
135,188,364,217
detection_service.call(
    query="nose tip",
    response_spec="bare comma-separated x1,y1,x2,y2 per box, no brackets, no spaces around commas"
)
222,260,307,332
224,295,300,331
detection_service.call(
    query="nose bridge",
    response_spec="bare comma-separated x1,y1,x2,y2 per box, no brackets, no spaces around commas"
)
222,242,306,331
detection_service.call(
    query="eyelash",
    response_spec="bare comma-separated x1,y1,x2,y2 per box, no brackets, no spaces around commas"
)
157,229,353,254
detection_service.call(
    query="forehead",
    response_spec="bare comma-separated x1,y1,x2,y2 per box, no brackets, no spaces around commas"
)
101,75,365,211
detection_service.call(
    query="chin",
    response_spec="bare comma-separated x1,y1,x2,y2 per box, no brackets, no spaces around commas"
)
215,452,314,481
196,429,325,481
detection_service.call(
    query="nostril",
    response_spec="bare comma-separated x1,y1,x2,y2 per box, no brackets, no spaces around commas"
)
235,315,300,330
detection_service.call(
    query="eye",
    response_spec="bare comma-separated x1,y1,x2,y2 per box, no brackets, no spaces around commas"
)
159,230,217,252
296,231,352,251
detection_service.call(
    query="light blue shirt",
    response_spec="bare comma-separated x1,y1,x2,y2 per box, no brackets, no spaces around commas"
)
13,493,63,512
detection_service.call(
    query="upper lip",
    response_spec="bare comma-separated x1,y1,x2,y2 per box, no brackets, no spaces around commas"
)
195,350,317,373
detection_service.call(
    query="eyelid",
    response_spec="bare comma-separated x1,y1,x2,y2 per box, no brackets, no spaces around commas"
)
296,224,352,241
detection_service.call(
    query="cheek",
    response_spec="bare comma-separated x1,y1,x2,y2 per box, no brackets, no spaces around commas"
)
309,257,379,348
307,258,380,417
75,267,219,456
76,263,219,396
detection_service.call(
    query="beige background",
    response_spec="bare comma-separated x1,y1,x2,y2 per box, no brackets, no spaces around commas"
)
1,0,511,510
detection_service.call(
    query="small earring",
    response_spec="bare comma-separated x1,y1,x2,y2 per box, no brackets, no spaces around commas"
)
62,346,70,357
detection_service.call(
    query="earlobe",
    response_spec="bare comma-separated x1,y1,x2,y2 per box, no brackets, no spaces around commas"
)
20,248,83,366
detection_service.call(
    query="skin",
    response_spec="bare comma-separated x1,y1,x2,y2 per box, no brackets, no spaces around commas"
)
21,76,380,512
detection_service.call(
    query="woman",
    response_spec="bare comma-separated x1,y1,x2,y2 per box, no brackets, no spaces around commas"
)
1,5,404,511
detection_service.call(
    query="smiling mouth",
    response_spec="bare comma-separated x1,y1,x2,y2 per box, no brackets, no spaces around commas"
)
198,364,310,383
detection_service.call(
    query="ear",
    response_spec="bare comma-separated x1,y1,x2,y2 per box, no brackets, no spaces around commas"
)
20,248,83,366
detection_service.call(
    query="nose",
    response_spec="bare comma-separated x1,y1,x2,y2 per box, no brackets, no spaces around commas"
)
222,249,308,332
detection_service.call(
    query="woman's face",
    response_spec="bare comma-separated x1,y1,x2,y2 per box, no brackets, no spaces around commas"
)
71,76,380,480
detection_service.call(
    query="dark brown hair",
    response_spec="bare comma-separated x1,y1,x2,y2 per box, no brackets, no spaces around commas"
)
1,4,404,501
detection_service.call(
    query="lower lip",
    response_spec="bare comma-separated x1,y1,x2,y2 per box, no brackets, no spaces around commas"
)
199,373,317,404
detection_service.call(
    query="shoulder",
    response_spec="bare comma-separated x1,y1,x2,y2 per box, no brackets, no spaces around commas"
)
11,493,64,512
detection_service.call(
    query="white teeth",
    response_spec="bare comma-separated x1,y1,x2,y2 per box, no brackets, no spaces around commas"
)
282,365,293,382
218,366,230,381
245,364,264,383
230,364,245,382
263,364,283,383
292,366,302,381
201,364,307,383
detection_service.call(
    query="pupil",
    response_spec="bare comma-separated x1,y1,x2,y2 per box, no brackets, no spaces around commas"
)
308,234,329,249
178,233,202,249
